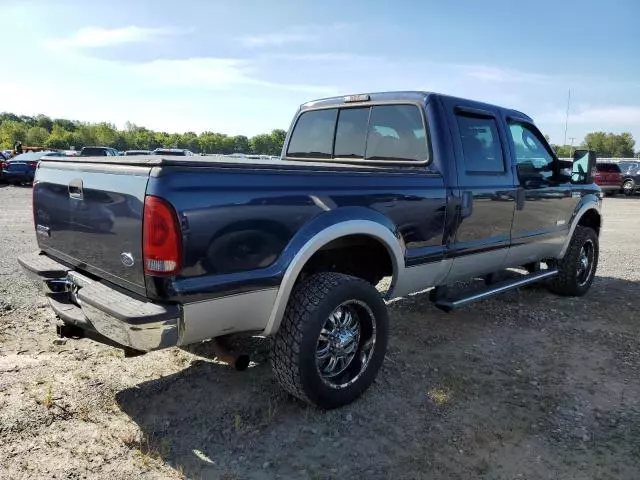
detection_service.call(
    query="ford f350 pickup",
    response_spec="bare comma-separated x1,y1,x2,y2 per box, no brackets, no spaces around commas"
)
19,91,602,409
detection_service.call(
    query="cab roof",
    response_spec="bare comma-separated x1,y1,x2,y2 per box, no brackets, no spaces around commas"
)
301,91,533,122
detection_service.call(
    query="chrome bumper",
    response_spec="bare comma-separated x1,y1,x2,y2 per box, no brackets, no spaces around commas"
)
18,252,180,352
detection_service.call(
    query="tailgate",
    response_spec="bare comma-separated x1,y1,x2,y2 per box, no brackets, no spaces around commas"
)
33,161,151,295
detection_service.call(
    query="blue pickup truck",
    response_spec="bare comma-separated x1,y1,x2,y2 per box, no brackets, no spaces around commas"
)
19,91,601,409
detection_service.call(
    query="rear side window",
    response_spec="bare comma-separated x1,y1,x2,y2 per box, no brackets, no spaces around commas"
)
365,105,428,161
455,114,505,173
597,163,621,173
287,104,428,162
286,109,337,159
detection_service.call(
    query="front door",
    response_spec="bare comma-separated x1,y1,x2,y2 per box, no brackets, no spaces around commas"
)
503,116,577,266
442,100,517,281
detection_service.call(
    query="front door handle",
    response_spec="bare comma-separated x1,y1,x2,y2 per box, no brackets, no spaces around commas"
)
68,178,83,199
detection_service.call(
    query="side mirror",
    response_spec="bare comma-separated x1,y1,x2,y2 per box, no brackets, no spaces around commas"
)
571,149,596,184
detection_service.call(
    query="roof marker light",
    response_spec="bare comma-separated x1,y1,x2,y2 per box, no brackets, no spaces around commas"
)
344,94,370,103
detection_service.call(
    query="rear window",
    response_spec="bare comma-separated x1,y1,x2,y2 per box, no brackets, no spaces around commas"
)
286,104,428,162
7,162,28,171
81,148,107,156
597,163,621,173
287,109,337,159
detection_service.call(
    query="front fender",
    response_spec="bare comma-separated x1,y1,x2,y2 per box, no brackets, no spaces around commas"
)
559,193,602,258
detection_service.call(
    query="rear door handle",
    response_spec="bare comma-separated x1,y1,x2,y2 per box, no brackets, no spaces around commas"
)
68,178,83,199
461,191,473,218
516,188,525,210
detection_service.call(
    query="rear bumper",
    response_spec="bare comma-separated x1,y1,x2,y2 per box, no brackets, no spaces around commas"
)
18,252,180,352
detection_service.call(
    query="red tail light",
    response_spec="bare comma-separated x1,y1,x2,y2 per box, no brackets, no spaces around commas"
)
142,196,182,275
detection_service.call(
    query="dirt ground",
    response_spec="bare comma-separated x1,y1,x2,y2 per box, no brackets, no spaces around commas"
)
1,184,639,480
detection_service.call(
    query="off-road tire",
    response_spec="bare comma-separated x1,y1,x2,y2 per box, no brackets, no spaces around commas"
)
271,272,389,409
547,226,598,297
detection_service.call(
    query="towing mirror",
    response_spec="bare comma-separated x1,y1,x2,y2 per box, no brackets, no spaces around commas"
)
571,149,596,184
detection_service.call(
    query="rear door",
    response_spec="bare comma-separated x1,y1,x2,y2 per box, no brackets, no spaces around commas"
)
441,98,517,281
504,116,577,265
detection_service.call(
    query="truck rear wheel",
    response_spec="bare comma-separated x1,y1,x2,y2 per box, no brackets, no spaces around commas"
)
548,226,598,297
271,272,389,409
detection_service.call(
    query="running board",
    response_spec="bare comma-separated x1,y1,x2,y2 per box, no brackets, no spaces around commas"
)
434,269,558,312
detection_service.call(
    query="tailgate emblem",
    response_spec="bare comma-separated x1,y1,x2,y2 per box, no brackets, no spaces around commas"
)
120,252,135,267
36,224,51,237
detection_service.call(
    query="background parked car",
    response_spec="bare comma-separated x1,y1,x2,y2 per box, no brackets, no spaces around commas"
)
593,162,623,196
1,151,65,185
618,161,640,196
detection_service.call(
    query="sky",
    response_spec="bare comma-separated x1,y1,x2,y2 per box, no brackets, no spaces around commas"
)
1,0,639,145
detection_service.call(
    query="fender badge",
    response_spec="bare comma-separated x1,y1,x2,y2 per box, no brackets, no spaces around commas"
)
120,252,135,267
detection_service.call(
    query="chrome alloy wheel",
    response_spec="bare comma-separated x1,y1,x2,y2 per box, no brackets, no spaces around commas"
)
576,239,595,287
315,300,376,389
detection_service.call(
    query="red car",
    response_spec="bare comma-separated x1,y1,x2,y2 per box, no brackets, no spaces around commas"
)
594,162,623,196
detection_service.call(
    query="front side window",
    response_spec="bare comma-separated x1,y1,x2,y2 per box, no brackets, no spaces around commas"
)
455,114,505,173
286,104,428,162
508,123,556,184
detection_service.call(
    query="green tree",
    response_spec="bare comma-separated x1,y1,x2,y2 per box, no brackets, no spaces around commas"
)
53,118,77,132
36,114,53,132
0,120,28,148
232,135,250,153
583,131,635,157
25,126,50,146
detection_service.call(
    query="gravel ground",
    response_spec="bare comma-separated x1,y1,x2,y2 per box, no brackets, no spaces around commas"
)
1,184,639,480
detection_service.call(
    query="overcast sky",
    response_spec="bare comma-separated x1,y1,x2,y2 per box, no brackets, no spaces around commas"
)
2,0,639,144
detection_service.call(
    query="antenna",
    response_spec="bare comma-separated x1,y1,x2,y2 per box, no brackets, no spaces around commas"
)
563,88,571,146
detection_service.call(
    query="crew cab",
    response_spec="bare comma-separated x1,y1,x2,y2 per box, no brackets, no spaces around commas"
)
19,92,601,409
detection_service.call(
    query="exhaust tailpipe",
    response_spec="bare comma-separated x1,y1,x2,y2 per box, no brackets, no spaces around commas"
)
211,338,250,371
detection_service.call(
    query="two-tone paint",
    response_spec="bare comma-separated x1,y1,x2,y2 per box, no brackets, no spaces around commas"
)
30,91,601,348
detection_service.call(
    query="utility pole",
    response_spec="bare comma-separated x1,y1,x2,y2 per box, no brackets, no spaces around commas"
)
568,137,575,157
563,88,571,147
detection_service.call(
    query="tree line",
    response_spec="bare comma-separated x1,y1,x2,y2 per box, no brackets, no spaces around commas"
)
0,113,286,155
550,132,636,158
0,112,637,158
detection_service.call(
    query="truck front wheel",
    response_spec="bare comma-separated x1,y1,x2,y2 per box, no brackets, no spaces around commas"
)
548,226,598,297
271,272,389,409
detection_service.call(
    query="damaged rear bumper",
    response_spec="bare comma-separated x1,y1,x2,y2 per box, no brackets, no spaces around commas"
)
18,252,180,352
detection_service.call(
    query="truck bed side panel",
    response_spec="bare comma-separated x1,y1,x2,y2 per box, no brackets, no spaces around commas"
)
146,166,447,302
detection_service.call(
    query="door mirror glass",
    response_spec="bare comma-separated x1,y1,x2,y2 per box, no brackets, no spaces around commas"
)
571,149,596,184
